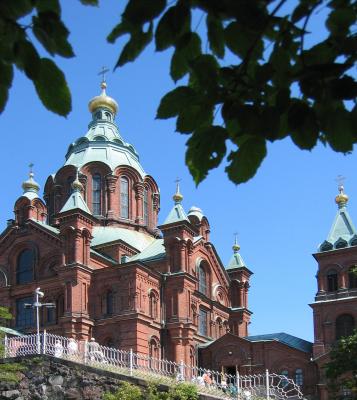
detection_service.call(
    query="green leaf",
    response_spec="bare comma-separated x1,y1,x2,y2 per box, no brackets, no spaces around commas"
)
156,87,196,119
270,46,291,86
107,21,133,43
35,0,61,14
32,12,74,58
123,0,166,25
155,2,190,51
190,54,219,91
323,108,354,153
79,0,98,4
206,14,225,59
186,126,227,184
14,40,41,80
176,103,213,133
115,23,153,67
170,32,201,81
33,58,71,116
329,76,357,100
0,0,33,19
326,7,355,36
0,63,13,113
226,137,267,184
291,3,311,23
288,100,319,150
224,22,263,60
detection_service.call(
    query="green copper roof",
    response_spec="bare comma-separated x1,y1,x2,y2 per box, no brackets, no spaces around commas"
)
227,252,247,270
319,197,357,252
91,226,155,252
129,239,166,262
64,89,146,177
245,332,312,354
163,203,189,225
60,190,91,214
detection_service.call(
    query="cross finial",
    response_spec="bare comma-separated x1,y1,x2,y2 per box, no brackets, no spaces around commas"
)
98,66,110,83
335,175,346,193
28,163,34,177
233,232,240,253
173,177,183,204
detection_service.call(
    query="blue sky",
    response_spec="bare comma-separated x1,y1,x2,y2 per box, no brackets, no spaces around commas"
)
0,1,356,342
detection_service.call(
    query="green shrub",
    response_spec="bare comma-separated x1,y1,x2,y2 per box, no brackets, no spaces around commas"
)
168,383,199,400
146,381,169,400
103,381,143,400
0,362,26,383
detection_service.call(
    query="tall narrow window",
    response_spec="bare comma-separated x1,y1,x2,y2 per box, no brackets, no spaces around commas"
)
295,369,303,386
143,188,149,225
199,265,207,296
149,291,158,319
120,177,129,219
198,308,208,336
67,176,74,196
336,314,355,340
92,174,102,215
16,297,34,328
17,249,35,284
106,291,113,315
327,269,338,292
348,267,357,289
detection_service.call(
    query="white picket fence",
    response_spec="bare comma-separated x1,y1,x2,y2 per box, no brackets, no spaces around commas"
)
2,332,304,400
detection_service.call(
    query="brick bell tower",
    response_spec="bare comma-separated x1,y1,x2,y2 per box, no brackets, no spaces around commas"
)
310,183,357,400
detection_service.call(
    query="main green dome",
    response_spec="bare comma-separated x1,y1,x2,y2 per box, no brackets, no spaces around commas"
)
64,83,146,177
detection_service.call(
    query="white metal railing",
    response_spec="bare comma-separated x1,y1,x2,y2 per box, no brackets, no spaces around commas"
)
2,332,304,400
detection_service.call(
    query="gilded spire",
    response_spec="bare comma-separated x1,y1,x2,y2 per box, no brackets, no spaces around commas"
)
72,168,83,192
22,163,40,194
232,233,240,253
173,178,183,204
335,176,349,208
88,68,118,115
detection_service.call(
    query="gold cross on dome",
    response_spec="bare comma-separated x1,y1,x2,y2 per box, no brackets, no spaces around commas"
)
29,163,34,173
98,66,110,83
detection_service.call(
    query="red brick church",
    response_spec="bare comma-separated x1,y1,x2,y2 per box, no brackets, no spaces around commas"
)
0,83,356,399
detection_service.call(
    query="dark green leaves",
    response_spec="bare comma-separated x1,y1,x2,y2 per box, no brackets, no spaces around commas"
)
225,22,263,60
155,2,191,51
33,58,71,116
32,12,74,58
288,100,319,150
186,126,227,184
206,15,225,59
115,23,153,67
123,0,166,25
0,63,13,113
157,87,196,119
226,137,267,184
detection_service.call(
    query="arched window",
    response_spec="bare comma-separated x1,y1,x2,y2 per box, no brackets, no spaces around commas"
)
17,249,35,284
149,337,160,361
149,291,158,319
106,291,113,315
198,265,207,296
95,111,101,120
295,369,303,386
92,174,102,215
104,112,112,121
327,269,338,292
198,308,208,336
348,267,357,289
336,314,355,340
143,187,149,225
120,177,129,219
216,318,222,338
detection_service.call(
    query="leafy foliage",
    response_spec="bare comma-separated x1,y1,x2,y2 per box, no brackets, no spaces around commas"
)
168,383,198,400
103,381,143,400
110,0,357,184
325,330,357,399
0,0,94,116
0,363,26,383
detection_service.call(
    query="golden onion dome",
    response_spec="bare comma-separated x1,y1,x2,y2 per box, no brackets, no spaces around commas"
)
173,181,183,204
232,243,241,253
88,82,118,115
22,171,40,194
335,184,349,208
